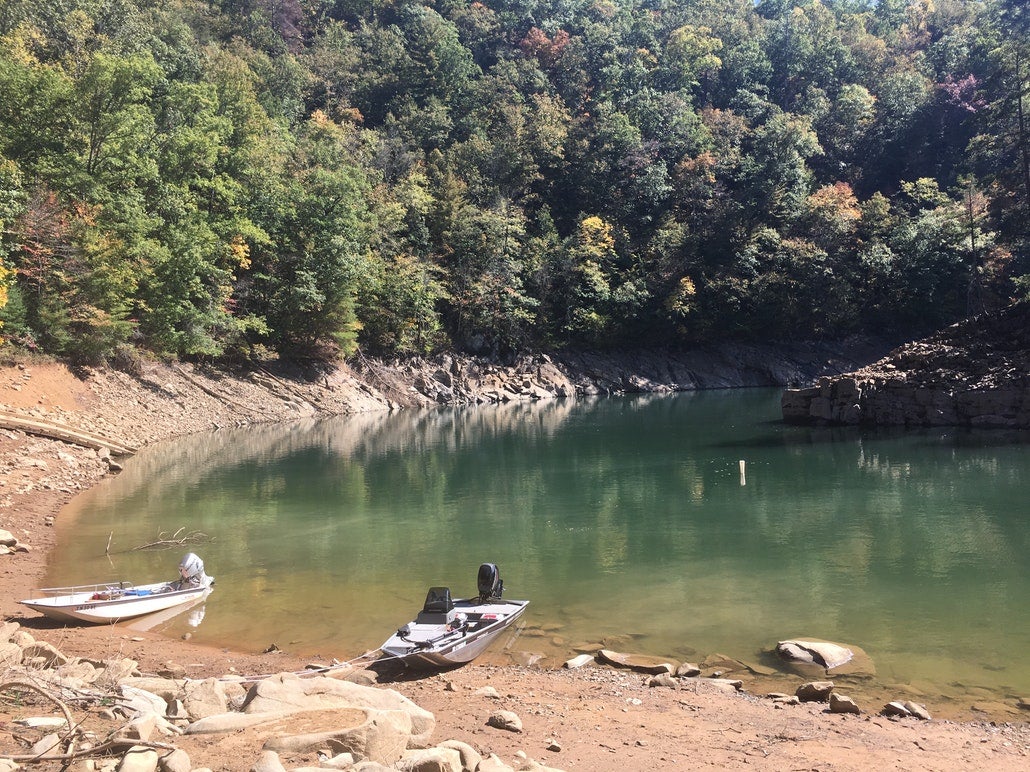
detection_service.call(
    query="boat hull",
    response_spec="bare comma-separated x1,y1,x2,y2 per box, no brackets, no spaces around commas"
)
381,598,528,668
20,579,214,625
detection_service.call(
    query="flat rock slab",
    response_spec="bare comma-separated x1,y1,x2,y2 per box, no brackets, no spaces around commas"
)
597,649,676,674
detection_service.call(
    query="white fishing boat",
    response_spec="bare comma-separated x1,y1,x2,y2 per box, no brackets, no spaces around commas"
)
381,563,528,668
19,553,214,625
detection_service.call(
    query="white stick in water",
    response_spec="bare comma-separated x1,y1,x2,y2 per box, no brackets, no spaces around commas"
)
739,459,746,486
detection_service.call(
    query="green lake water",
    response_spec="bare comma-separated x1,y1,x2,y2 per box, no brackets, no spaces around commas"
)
49,389,1030,717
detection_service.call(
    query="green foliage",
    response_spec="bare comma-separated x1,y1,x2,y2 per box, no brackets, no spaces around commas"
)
0,0,1024,362
251,112,373,357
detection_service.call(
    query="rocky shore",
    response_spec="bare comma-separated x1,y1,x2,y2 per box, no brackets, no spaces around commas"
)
782,304,1030,427
1,347,1028,770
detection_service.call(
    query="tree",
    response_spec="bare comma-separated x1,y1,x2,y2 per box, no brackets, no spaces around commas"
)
666,24,723,95
66,51,162,186
445,198,537,354
252,111,373,356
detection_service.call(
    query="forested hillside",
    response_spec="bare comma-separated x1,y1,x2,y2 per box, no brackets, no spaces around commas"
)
0,0,1027,363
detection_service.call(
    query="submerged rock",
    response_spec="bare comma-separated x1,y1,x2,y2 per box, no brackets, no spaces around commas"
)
777,640,853,670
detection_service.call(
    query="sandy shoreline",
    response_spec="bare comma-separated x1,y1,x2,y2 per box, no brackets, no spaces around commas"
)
1,359,1028,770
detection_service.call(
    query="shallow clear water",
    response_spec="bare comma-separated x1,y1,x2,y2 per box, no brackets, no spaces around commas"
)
50,390,1030,712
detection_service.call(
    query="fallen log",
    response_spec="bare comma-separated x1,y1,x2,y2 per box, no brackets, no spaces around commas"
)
0,410,136,456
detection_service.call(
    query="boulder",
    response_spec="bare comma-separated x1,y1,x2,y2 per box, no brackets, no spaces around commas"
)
796,681,834,702
120,677,183,703
437,739,482,771
10,630,34,647
0,641,22,668
903,701,931,720
250,750,287,772
776,639,875,678
0,621,20,643
13,717,67,730
95,658,142,687
118,746,159,772
119,684,168,717
158,748,191,772
240,674,435,747
116,714,159,743
56,660,99,686
263,708,413,765
776,640,853,670
396,747,463,772
829,693,861,714
477,755,515,772
562,654,594,669
702,678,744,695
183,677,228,719
647,673,678,689
29,733,60,758
882,701,911,717
21,641,68,668
319,753,357,769
187,710,304,734
487,710,523,733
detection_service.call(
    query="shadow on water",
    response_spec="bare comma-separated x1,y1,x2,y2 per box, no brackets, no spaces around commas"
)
711,419,1030,452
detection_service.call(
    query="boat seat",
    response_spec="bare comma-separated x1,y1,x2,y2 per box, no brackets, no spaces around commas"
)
416,587,455,624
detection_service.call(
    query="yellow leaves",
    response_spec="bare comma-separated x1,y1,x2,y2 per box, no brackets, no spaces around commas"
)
902,178,950,209
578,216,615,253
2,26,46,66
0,261,9,341
668,24,723,89
227,235,251,270
807,182,861,224
665,276,697,318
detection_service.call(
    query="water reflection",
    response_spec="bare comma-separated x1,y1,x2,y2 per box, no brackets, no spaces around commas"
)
49,390,1030,715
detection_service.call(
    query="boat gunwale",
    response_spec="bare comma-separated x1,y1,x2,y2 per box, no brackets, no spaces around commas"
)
26,582,141,599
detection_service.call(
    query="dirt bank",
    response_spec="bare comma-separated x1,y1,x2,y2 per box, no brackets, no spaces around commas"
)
0,355,1027,771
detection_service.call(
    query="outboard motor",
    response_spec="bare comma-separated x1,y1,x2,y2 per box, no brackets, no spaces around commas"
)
177,553,210,588
477,563,503,601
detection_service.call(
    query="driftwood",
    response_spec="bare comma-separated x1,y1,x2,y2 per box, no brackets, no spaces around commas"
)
131,527,211,551
0,680,175,764
0,410,136,456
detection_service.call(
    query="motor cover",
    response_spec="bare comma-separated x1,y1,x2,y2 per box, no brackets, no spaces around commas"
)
477,563,503,600
178,553,206,584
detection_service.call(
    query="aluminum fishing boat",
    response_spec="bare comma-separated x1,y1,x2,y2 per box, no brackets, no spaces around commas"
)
19,553,214,625
380,563,528,668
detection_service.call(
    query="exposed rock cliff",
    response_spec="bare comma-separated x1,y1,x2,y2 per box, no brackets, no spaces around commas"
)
782,303,1030,428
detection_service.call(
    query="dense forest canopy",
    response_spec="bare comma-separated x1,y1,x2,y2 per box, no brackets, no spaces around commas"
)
0,0,1027,362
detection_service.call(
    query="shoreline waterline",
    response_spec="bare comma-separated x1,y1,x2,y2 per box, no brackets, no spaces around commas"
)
41,390,1030,724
